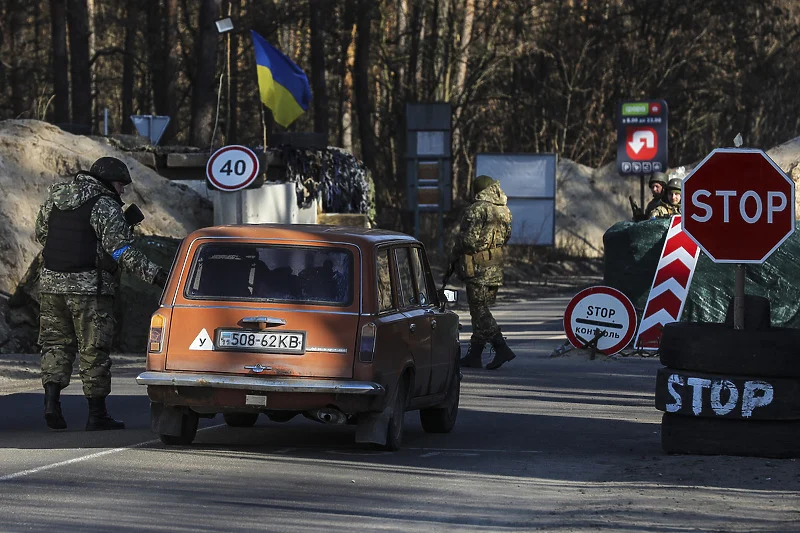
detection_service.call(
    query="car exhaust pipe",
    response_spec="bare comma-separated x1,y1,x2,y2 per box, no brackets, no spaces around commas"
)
306,407,348,425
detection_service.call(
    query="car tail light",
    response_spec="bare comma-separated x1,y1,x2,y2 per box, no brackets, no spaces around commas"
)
359,322,377,363
149,314,165,353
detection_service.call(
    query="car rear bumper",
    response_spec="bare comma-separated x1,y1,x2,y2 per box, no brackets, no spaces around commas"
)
136,371,384,395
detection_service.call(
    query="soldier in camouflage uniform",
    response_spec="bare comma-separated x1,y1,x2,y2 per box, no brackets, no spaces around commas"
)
451,175,515,370
36,157,168,431
644,173,667,216
648,177,682,219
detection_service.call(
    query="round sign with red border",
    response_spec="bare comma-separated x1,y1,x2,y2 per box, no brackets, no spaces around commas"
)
206,145,260,191
563,286,637,355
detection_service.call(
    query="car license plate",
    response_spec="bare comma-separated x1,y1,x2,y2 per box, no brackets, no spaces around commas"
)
215,329,306,354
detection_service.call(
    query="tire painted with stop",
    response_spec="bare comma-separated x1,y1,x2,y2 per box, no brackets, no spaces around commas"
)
661,413,800,458
655,367,800,420
659,322,800,378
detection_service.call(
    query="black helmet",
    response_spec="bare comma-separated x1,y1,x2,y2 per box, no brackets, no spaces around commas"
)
666,178,682,192
649,173,667,187
89,157,132,185
472,175,496,194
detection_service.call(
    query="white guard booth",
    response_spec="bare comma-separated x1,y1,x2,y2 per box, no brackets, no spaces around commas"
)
213,183,318,225
475,153,557,246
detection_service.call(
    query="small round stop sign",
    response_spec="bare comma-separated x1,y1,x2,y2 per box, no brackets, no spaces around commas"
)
682,148,796,263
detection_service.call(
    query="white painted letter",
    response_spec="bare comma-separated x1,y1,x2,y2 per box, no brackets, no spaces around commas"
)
741,380,774,418
710,380,739,415
767,192,787,223
666,373,684,413
691,190,712,222
740,191,763,224
687,377,712,415
716,190,737,223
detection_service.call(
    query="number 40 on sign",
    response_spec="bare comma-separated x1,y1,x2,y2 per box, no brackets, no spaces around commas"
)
206,144,261,192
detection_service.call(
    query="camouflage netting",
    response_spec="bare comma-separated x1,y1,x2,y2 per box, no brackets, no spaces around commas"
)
275,144,375,222
603,219,800,327
0,236,180,354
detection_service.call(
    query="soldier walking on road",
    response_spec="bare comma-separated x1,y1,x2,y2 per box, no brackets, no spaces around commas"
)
451,175,516,370
36,157,168,431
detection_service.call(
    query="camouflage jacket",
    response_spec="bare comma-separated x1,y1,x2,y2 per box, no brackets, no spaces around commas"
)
35,172,162,295
648,199,681,220
451,182,513,286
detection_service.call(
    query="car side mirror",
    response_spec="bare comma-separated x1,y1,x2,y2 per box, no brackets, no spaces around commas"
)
438,288,458,310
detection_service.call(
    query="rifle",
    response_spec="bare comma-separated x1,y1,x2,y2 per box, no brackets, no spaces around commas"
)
629,196,648,222
441,260,457,290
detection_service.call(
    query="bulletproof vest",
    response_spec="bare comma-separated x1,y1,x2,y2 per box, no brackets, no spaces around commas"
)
43,195,104,273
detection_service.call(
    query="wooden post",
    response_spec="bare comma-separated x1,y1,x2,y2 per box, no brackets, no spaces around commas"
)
734,264,745,329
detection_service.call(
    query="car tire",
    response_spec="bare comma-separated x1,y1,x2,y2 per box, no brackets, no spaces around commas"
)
223,412,259,427
384,378,409,451
159,410,199,446
420,370,460,433
661,413,800,458
659,322,800,378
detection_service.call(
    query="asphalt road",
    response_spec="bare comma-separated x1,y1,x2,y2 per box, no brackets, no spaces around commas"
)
0,296,798,532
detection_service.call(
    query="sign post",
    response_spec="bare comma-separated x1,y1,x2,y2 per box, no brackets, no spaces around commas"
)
681,148,795,328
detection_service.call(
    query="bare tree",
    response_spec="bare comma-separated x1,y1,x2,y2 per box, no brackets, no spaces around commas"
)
121,0,138,134
49,0,69,125
309,0,329,140
66,0,91,132
189,0,220,148
354,0,376,172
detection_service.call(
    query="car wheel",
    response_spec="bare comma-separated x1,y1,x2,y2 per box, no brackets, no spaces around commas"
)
659,322,800,378
385,378,409,451
661,413,800,458
223,412,259,427
159,410,199,446
419,371,460,433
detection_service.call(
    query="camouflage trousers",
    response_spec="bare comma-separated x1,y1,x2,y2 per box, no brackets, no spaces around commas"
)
466,282,500,344
39,293,116,398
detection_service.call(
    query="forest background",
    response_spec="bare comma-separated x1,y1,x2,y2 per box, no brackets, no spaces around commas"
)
1,0,799,230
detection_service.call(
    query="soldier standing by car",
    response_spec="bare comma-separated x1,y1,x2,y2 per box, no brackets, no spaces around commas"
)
450,175,516,370
36,156,168,431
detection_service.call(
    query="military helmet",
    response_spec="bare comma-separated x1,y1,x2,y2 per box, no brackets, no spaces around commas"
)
666,177,682,192
472,175,496,194
89,156,132,185
649,173,667,187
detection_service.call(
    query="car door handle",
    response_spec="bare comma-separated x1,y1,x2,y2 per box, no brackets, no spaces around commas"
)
431,319,437,329
409,323,416,333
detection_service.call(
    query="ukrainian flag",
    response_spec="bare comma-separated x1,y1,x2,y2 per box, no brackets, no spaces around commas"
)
250,30,311,128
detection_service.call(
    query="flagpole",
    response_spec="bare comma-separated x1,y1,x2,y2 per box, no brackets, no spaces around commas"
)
261,104,268,151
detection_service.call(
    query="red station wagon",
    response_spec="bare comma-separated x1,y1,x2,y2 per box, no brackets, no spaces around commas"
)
137,224,461,449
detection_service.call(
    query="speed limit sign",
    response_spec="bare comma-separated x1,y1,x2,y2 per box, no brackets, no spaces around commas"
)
206,145,260,191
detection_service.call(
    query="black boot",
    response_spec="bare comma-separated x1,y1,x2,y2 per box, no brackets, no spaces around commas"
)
460,342,484,369
486,334,516,370
44,383,67,430
85,396,125,431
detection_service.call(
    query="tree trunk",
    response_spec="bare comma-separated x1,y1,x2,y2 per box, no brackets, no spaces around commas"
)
50,0,69,125
66,0,92,133
450,0,475,201
227,0,240,144
121,0,138,134
87,0,96,130
338,0,356,152
189,0,221,148
8,0,26,117
354,0,376,171
309,0,329,140
164,0,179,143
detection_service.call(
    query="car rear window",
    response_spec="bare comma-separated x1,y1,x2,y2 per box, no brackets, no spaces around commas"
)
185,243,354,306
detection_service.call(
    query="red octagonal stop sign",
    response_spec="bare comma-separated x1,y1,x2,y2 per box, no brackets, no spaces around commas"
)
682,148,796,263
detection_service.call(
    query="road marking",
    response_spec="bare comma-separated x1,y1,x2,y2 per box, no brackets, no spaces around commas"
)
407,447,542,454
0,424,225,482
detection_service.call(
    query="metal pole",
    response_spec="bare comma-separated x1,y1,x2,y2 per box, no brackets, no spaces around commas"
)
734,264,745,329
640,174,646,209
225,16,231,143
103,108,108,136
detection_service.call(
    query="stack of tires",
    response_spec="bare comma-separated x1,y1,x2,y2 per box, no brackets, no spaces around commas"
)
655,298,800,458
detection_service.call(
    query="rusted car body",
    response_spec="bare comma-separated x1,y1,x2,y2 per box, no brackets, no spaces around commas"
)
137,224,461,449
